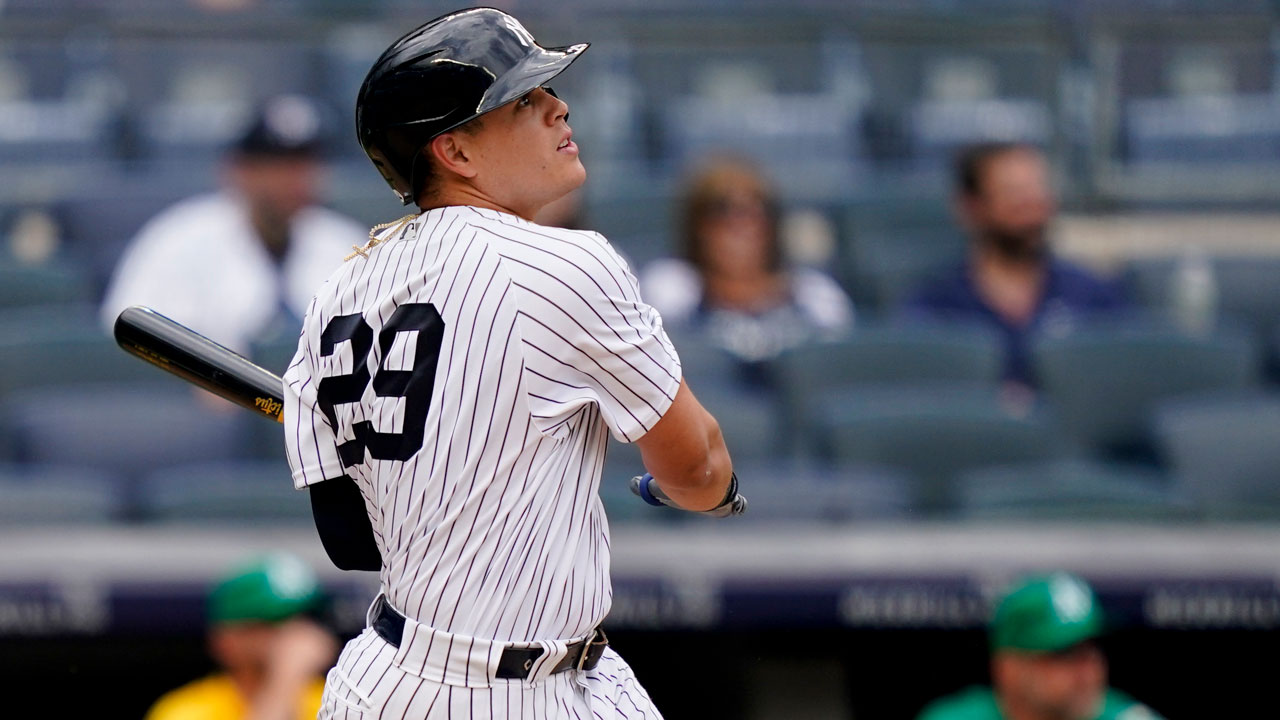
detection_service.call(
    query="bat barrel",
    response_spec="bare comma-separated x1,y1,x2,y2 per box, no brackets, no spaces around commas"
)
113,306,286,422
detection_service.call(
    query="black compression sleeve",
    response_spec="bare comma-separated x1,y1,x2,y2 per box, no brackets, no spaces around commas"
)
309,476,382,572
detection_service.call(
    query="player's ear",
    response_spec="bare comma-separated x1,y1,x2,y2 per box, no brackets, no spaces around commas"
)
428,132,478,180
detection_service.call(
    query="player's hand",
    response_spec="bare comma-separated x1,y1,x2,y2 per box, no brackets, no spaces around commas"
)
629,472,747,518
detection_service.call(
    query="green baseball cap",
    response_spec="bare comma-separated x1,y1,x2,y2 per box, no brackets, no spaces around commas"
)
208,552,323,625
990,573,1103,653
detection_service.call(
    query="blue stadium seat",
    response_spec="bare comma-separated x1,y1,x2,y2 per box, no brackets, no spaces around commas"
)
956,459,1184,521
250,332,302,378
1031,323,1259,458
3,384,244,495
0,463,125,524
1128,256,1280,343
1124,94,1280,165
693,384,783,462
0,99,115,164
721,460,912,524
815,384,1070,513
54,163,215,289
844,230,965,312
137,459,310,524
0,304,170,400
0,264,92,308
774,324,1003,456
664,330,741,391
1153,393,1280,520
908,97,1051,164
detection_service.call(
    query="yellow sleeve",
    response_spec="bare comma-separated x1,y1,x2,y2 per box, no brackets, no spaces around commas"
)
145,676,242,720
297,678,327,720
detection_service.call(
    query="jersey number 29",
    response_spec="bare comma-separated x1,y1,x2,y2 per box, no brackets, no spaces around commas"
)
315,303,445,468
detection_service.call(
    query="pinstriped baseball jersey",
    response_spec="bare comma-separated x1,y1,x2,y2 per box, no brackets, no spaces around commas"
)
283,206,681,647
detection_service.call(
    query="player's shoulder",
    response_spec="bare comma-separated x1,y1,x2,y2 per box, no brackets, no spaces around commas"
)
462,207,631,279
464,206,610,251
144,673,239,720
915,686,1002,720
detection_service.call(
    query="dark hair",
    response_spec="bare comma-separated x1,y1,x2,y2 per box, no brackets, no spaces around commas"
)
954,142,1040,198
679,156,782,274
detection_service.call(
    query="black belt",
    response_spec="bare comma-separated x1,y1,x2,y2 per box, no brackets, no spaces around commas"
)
371,596,608,679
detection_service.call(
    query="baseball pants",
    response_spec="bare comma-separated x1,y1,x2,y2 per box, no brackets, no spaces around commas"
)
318,625,663,719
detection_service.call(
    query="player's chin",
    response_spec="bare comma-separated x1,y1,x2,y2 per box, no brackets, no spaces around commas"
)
559,159,587,191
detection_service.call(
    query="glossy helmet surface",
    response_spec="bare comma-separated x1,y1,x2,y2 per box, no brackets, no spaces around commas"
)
356,7,588,204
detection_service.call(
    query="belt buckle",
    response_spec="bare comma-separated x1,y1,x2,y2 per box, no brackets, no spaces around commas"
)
574,628,608,672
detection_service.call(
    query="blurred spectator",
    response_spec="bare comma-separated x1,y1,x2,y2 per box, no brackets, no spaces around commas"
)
917,573,1164,720
640,156,854,374
145,552,337,720
100,95,366,353
901,143,1128,390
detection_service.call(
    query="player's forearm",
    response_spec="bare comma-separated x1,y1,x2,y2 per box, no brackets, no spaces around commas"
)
646,415,733,511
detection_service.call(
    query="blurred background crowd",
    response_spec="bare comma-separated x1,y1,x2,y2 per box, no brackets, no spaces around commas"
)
1,0,1279,717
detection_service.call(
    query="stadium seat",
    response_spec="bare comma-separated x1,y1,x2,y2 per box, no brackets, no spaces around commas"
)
250,332,301,378
1031,324,1259,459
661,329,741,391
0,463,125,524
1153,393,1280,520
1124,93,1280,165
0,305,171,401
720,460,913,524
955,459,1184,521
774,324,1003,455
684,383,781,462
0,99,115,164
1128,256,1280,342
137,459,310,524
844,230,965,312
0,263,93,308
2,384,244,504
56,167,213,290
815,384,1069,512
837,199,958,311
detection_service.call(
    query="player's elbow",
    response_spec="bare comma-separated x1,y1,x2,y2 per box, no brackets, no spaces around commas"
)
653,417,731,493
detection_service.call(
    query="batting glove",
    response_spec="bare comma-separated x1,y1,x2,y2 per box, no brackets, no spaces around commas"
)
629,472,747,518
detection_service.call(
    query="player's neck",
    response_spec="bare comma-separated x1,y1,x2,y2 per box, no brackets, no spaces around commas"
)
227,666,264,702
421,184,539,222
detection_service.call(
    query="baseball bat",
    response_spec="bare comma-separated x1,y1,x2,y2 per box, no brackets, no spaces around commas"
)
113,305,286,423
114,306,727,511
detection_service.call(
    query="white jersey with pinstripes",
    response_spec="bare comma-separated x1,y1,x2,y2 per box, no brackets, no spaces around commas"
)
283,205,678,717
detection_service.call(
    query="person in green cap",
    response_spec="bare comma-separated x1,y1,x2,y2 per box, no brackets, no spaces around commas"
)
145,552,338,720
917,572,1164,720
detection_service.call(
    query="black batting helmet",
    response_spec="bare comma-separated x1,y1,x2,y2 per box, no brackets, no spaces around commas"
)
356,7,589,205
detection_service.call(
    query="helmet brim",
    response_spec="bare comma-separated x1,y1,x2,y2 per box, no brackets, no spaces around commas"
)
477,42,589,116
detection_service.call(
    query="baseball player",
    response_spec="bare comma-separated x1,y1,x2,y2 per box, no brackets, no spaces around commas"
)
283,8,743,718
917,573,1164,720
145,553,337,720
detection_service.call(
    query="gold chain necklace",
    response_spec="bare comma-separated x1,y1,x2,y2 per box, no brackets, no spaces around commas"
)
345,212,422,262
